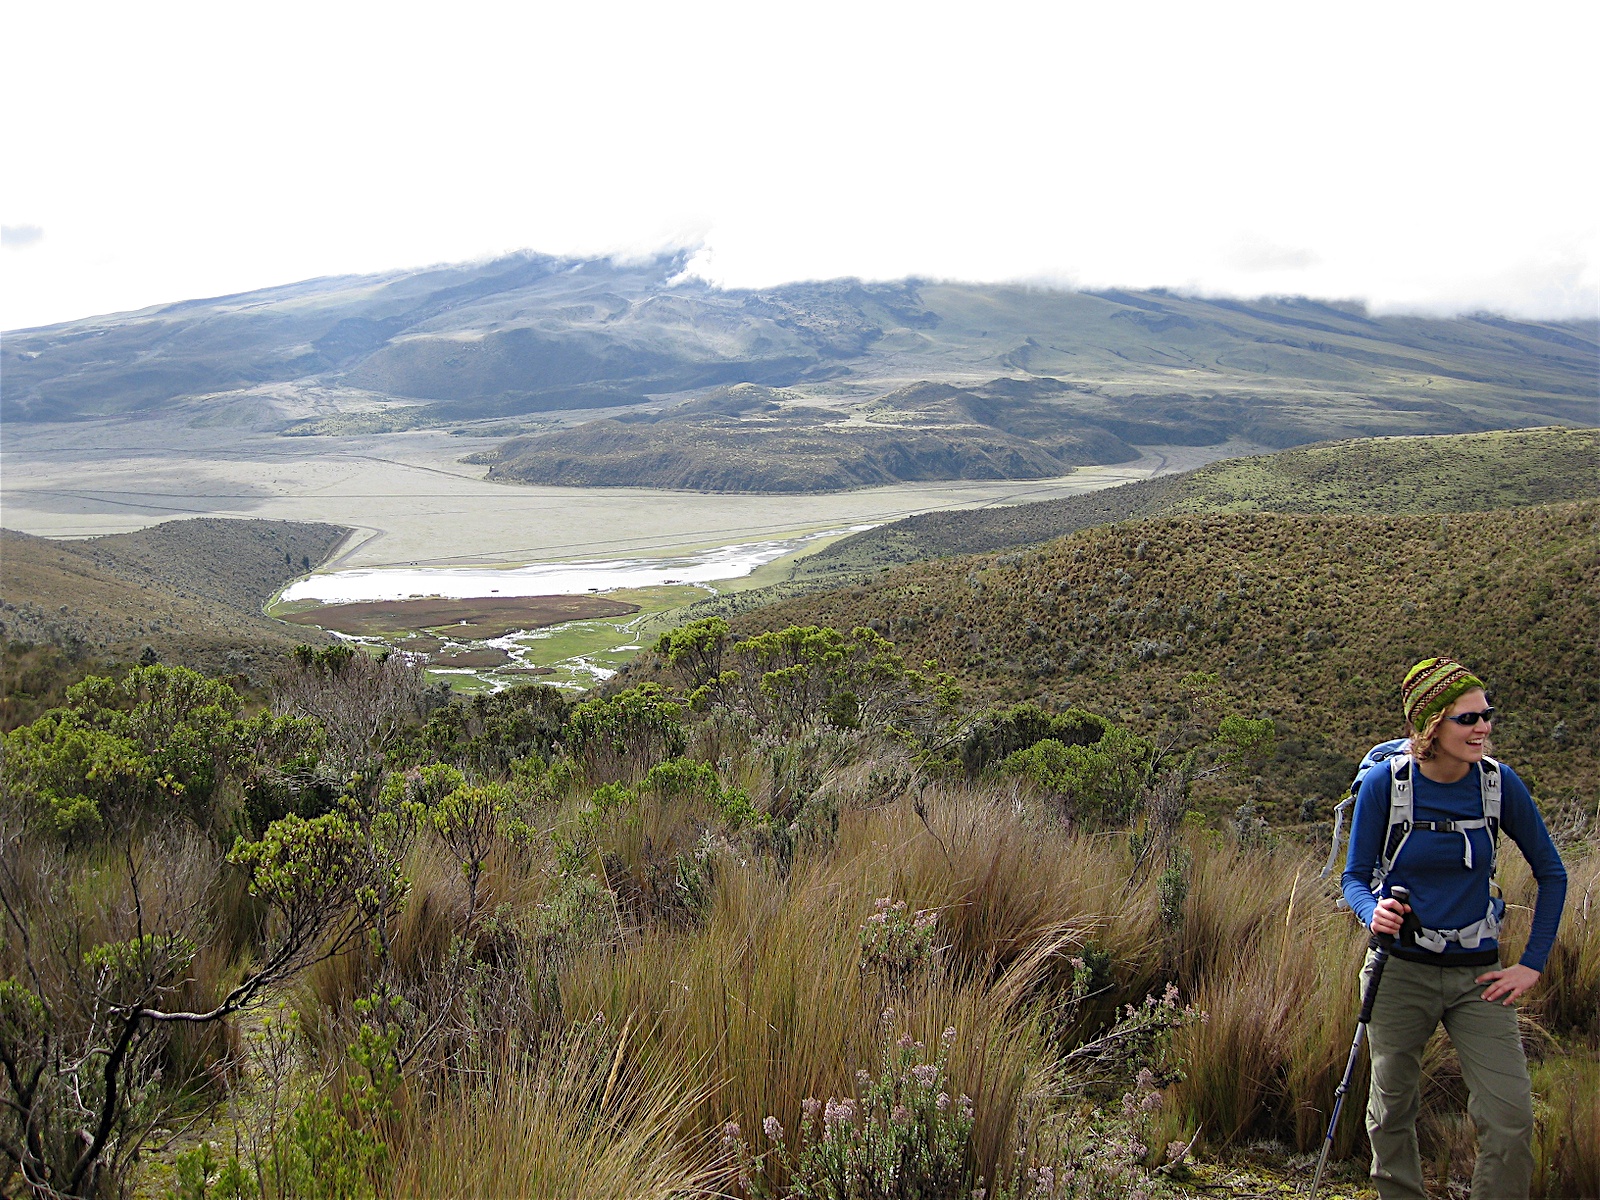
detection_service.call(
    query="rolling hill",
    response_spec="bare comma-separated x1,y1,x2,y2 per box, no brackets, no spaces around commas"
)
0,518,347,683
625,429,1600,813
465,380,1143,490
789,425,1600,579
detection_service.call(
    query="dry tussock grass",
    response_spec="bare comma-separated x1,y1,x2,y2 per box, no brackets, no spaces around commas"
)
386,1022,722,1199
278,736,1599,1197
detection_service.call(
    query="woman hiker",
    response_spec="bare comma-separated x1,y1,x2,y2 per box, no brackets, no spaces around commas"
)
1341,657,1567,1200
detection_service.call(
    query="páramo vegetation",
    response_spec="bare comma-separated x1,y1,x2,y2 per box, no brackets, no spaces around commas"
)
2,627,1596,1199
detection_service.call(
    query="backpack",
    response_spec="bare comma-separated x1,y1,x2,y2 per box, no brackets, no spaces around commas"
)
1321,739,1505,952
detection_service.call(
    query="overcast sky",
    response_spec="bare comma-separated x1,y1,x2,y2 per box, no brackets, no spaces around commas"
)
3,0,1596,331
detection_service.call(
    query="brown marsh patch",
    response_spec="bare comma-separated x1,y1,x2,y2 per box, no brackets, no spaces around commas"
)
430,647,513,668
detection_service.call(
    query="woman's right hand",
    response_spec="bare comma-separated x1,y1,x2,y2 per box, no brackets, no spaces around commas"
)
1370,895,1410,937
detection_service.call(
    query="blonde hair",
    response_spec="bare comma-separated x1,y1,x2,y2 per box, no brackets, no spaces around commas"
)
1409,710,1493,762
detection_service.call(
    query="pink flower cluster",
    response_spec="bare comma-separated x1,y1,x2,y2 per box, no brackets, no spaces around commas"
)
823,1096,857,1130
1121,1067,1164,1117
860,896,938,932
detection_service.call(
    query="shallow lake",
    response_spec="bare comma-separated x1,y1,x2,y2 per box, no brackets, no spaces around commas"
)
278,524,873,604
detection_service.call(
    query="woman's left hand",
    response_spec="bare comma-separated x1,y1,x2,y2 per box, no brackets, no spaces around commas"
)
1477,963,1541,1005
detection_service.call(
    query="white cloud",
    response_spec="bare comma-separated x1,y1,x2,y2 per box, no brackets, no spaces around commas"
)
2,0,1595,329
2,224,45,250
1226,236,1320,275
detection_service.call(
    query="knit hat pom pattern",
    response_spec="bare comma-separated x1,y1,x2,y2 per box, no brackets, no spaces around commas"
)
1401,658,1485,730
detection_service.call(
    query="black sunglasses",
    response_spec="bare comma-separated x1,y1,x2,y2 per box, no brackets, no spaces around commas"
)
1443,708,1495,727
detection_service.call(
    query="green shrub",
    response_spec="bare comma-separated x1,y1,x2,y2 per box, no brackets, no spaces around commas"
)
1000,723,1154,827
957,703,1108,776
566,684,687,781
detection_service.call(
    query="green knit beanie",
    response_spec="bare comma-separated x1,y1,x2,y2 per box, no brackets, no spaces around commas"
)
1401,658,1485,730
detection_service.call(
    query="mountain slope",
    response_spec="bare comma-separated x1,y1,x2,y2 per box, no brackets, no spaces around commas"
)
6,256,1595,495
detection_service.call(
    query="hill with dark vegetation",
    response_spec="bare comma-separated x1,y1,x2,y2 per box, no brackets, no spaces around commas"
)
1,518,347,724
6,253,1595,492
716,500,1599,817
791,426,1600,580
466,380,1143,490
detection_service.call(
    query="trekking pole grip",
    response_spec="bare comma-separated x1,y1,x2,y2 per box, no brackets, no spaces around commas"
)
1358,885,1408,1025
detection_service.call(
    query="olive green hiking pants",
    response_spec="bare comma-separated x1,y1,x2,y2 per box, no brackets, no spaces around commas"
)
1359,950,1533,1200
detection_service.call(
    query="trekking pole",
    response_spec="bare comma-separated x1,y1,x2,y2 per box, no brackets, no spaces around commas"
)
1305,885,1410,1199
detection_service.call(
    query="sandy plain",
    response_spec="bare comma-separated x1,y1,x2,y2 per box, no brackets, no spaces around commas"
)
0,413,1258,569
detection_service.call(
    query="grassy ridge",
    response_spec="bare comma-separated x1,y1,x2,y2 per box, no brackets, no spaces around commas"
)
794,427,1600,583
469,379,1146,491
0,518,347,723
1163,425,1600,513
472,410,1135,492
733,500,1600,815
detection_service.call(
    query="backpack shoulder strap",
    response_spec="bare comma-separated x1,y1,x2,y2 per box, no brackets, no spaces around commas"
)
1480,756,1502,875
1371,754,1415,892
1390,753,1414,822
1479,756,1502,819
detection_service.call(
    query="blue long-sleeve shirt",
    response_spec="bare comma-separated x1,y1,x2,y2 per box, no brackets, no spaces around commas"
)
1341,758,1567,972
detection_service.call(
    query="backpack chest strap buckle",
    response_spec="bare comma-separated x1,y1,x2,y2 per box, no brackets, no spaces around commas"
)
1412,818,1488,833
1411,816,1489,867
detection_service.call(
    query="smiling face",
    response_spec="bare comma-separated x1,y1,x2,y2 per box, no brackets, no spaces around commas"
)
1429,686,1493,774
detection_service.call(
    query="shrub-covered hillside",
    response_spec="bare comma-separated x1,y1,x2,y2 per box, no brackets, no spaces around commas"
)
790,426,1600,585
730,500,1600,816
0,519,346,675
1,518,348,729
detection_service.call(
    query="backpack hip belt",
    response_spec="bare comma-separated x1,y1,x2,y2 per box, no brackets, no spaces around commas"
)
1409,900,1503,953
